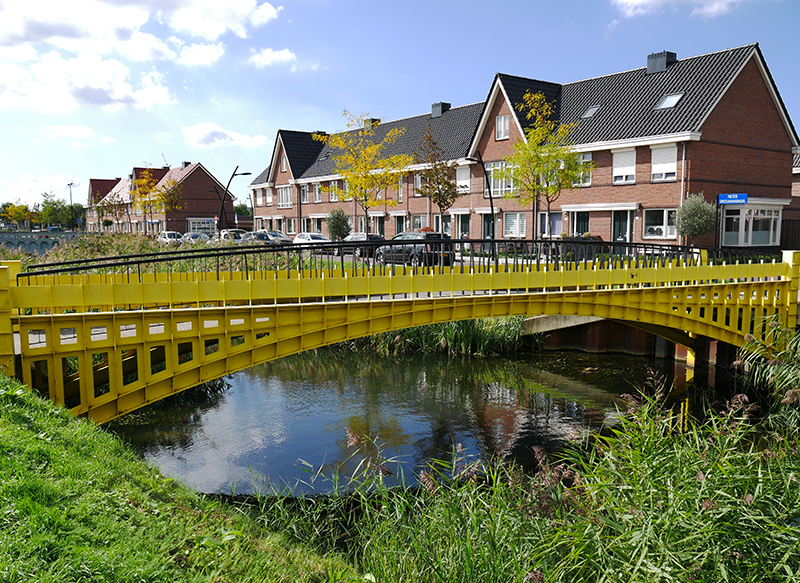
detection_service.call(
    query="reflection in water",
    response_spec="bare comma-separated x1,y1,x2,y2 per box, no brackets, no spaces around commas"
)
107,350,675,495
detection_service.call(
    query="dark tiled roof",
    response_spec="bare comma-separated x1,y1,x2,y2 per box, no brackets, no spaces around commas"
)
249,165,271,186
280,130,325,178
495,74,562,132
300,103,484,180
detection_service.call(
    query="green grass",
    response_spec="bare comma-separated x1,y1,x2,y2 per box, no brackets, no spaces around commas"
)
0,375,364,583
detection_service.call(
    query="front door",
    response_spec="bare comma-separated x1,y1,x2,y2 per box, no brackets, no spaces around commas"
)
613,210,630,242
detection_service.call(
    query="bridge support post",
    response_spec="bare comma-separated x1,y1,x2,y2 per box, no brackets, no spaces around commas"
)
683,335,711,389
0,266,14,376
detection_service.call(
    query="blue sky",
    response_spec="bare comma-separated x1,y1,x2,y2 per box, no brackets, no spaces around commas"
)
1,0,797,211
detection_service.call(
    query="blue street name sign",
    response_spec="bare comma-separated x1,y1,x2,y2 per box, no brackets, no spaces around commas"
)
718,193,748,204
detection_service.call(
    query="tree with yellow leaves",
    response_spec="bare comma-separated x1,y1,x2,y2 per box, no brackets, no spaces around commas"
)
132,169,161,235
497,92,589,238
316,112,412,234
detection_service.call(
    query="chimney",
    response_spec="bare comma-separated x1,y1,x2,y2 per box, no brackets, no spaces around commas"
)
363,118,380,129
647,51,677,74
182,161,191,169
431,102,451,118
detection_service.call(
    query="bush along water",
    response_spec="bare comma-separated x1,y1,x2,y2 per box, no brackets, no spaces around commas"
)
337,315,540,356
230,370,800,583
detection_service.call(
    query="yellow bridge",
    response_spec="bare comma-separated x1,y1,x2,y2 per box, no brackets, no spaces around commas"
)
0,241,797,424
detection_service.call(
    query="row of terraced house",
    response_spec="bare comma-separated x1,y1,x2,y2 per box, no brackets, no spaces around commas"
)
248,43,800,251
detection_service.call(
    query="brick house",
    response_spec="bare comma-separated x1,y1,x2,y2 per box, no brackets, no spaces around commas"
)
86,162,233,234
250,44,798,249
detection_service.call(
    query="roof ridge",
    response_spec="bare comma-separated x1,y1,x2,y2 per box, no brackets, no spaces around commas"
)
563,43,758,87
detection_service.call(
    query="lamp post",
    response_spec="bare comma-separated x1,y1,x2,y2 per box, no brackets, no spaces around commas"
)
465,151,495,240
215,166,251,232
67,181,74,230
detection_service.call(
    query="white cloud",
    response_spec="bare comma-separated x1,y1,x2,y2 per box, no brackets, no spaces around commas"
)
182,122,268,149
9,173,79,208
166,0,283,41
176,42,226,66
0,51,174,113
69,142,88,149
249,47,296,68
0,45,39,62
44,125,95,140
610,0,772,18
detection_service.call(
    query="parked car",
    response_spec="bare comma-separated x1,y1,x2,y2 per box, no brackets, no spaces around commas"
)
261,230,293,245
333,232,386,257
213,229,248,244
181,232,210,245
374,231,455,267
156,230,182,245
293,232,332,252
240,231,276,245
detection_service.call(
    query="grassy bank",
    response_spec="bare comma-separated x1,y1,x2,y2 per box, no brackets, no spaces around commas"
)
0,374,363,583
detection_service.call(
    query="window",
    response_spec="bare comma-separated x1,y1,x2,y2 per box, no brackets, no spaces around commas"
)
396,215,405,234
495,114,510,140
255,189,263,206
574,153,592,186
651,144,677,182
300,185,309,204
280,155,287,172
503,212,527,238
456,166,470,193
277,186,292,209
581,105,600,119
723,206,782,246
313,184,321,203
411,214,427,230
343,181,352,201
612,149,636,184
485,162,512,196
538,212,562,238
301,218,311,233
643,209,677,238
397,176,403,203
656,93,683,110
434,214,451,235
414,173,424,196
569,211,590,236
265,188,273,206
329,181,338,202
286,218,296,234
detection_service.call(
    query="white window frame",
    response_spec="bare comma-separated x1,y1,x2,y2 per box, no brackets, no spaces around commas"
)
265,188,273,206
538,212,562,238
329,181,338,202
313,183,321,203
411,214,427,230
569,211,590,236
642,208,677,239
277,186,292,209
495,114,510,140
651,144,677,182
456,166,470,193
612,149,636,185
485,161,512,196
574,153,592,186
723,205,782,247
286,217,297,234
503,212,527,238
414,173,424,196
280,155,287,172
343,181,352,201
397,176,403,203
300,185,309,204
656,93,683,110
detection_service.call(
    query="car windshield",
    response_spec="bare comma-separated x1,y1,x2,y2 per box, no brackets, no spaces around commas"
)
308,234,328,240
268,231,288,239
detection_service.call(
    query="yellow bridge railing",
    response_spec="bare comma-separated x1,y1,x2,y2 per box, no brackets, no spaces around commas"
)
1,245,797,424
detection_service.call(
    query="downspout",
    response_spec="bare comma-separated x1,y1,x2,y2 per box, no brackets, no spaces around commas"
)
680,142,687,246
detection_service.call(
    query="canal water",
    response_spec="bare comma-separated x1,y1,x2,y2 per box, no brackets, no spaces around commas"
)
107,350,678,495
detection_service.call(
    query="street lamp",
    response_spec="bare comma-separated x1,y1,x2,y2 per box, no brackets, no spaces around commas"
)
465,151,495,240
216,166,251,232
67,181,74,230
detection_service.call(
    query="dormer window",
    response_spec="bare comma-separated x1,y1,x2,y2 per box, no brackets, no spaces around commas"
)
655,93,683,110
581,105,600,119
